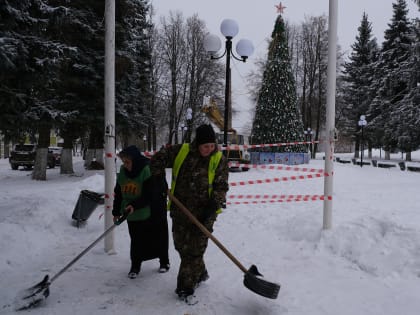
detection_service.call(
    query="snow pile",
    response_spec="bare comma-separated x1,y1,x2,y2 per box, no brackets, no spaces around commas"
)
1,153,420,315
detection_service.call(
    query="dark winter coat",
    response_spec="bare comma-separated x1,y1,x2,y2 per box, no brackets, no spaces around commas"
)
113,145,169,264
150,141,229,224
151,141,229,290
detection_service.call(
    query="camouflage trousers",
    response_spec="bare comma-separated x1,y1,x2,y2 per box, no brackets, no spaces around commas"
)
172,217,216,291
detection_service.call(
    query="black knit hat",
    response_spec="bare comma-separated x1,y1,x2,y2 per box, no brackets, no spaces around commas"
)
195,124,216,145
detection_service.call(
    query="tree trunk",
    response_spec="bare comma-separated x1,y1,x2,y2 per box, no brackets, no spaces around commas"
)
84,128,104,169
3,133,11,158
60,130,74,174
32,124,50,180
60,148,74,174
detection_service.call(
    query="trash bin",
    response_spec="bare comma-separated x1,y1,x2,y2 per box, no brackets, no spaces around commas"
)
72,190,104,226
398,161,406,171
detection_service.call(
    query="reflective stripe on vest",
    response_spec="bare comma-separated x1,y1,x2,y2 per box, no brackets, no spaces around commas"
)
168,143,223,212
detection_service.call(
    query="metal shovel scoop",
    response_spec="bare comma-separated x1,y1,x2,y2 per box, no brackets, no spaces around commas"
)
14,212,129,311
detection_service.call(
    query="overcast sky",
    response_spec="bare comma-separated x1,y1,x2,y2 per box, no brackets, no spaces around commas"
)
151,0,419,134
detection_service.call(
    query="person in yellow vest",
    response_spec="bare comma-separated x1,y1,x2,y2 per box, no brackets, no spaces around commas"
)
112,145,170,279
150,124,229,303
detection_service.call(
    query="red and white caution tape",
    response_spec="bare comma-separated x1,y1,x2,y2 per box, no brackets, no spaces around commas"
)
228,162,325,174
220,140,320,151
226,195,332,205
229,173,327,187
142,140,321,156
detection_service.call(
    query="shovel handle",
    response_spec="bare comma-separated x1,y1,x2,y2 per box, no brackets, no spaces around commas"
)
167,191,248,274
49,211,129,283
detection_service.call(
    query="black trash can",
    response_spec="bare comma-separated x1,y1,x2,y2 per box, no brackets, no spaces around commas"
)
72,190,104,226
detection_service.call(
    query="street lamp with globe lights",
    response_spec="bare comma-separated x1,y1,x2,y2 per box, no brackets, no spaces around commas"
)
179,123,188,143
142,135,147,151
203,19,254,147
358,115,367,167
304,127,313,156
185,107,192,142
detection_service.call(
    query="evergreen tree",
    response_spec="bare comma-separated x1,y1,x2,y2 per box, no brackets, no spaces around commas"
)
368,0,413,155
115,0,152,141
341,13,379,156
388,1,420,158
251,13,305,152
0,0,105,146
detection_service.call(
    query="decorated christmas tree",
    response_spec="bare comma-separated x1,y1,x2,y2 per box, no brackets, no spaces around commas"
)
251,5,305,152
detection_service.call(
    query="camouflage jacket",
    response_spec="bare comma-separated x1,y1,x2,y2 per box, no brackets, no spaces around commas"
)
150,142,229,223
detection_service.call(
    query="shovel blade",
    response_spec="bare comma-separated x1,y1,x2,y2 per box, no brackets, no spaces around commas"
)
243,265,280,299
14,275,50,311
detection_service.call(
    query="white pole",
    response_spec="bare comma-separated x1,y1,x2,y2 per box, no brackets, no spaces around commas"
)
104,0,116,253
323,0,338,230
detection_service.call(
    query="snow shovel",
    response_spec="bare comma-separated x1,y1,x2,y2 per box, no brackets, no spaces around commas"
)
14,212,130,311
167,192,280,299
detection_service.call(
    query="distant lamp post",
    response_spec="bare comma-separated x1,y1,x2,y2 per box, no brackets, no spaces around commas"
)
186,108,192,142
203,19,254,147
358,115,367,167
179,123,188,143
304,127,313,156
143,135,147,151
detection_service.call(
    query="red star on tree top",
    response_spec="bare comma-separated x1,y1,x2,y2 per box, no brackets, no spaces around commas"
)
275,2,286,14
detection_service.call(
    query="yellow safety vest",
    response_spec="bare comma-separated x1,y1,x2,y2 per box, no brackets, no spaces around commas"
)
168,143,223,213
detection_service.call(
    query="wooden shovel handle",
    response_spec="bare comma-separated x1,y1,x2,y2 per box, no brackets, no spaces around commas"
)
167,191,248,274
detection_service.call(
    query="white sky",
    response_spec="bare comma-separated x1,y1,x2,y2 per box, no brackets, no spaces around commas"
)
151,0,419,134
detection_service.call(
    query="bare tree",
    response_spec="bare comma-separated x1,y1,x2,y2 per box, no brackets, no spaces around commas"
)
154,11,224,145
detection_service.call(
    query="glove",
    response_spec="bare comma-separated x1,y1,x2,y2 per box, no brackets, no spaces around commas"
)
112,208,121,217
199,199,219,223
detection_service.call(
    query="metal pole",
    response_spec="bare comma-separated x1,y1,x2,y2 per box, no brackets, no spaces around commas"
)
223,38,232,147
360,126,364,167
104,0,116,253
323,0,338,230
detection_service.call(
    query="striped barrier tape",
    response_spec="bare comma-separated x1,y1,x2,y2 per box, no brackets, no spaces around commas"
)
229,173,327,187
226,195,332,205
228,162,325,174
220,140,320,151
142,140,320,157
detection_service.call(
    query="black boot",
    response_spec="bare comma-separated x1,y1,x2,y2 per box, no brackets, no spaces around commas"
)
175,287,197,305
128,264,141,279
198,269,209,283
158,262,170,273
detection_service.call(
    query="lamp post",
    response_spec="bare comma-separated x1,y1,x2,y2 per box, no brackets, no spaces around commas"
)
358,115,367,167
143,135,147,151
304,127,313,157
185,107,192,142
179,123,188,143
203,19,254,147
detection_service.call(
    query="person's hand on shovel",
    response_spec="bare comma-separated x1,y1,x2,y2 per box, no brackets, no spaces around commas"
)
125,205,135,215
113,205,134,224
199,199,219,223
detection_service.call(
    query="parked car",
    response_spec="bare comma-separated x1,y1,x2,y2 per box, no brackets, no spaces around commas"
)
9,144,55,170
48,146,62,165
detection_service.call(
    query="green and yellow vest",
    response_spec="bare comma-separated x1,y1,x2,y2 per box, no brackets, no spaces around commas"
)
117,165,151,221
169,143,223,213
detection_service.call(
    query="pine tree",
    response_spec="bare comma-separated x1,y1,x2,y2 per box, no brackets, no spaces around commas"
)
115,0,153,141
341,12,379,156
388,1,420,158
368,0,414,155
251,14,305,152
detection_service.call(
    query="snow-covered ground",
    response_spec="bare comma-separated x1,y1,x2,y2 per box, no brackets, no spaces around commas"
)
1,151,420,315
